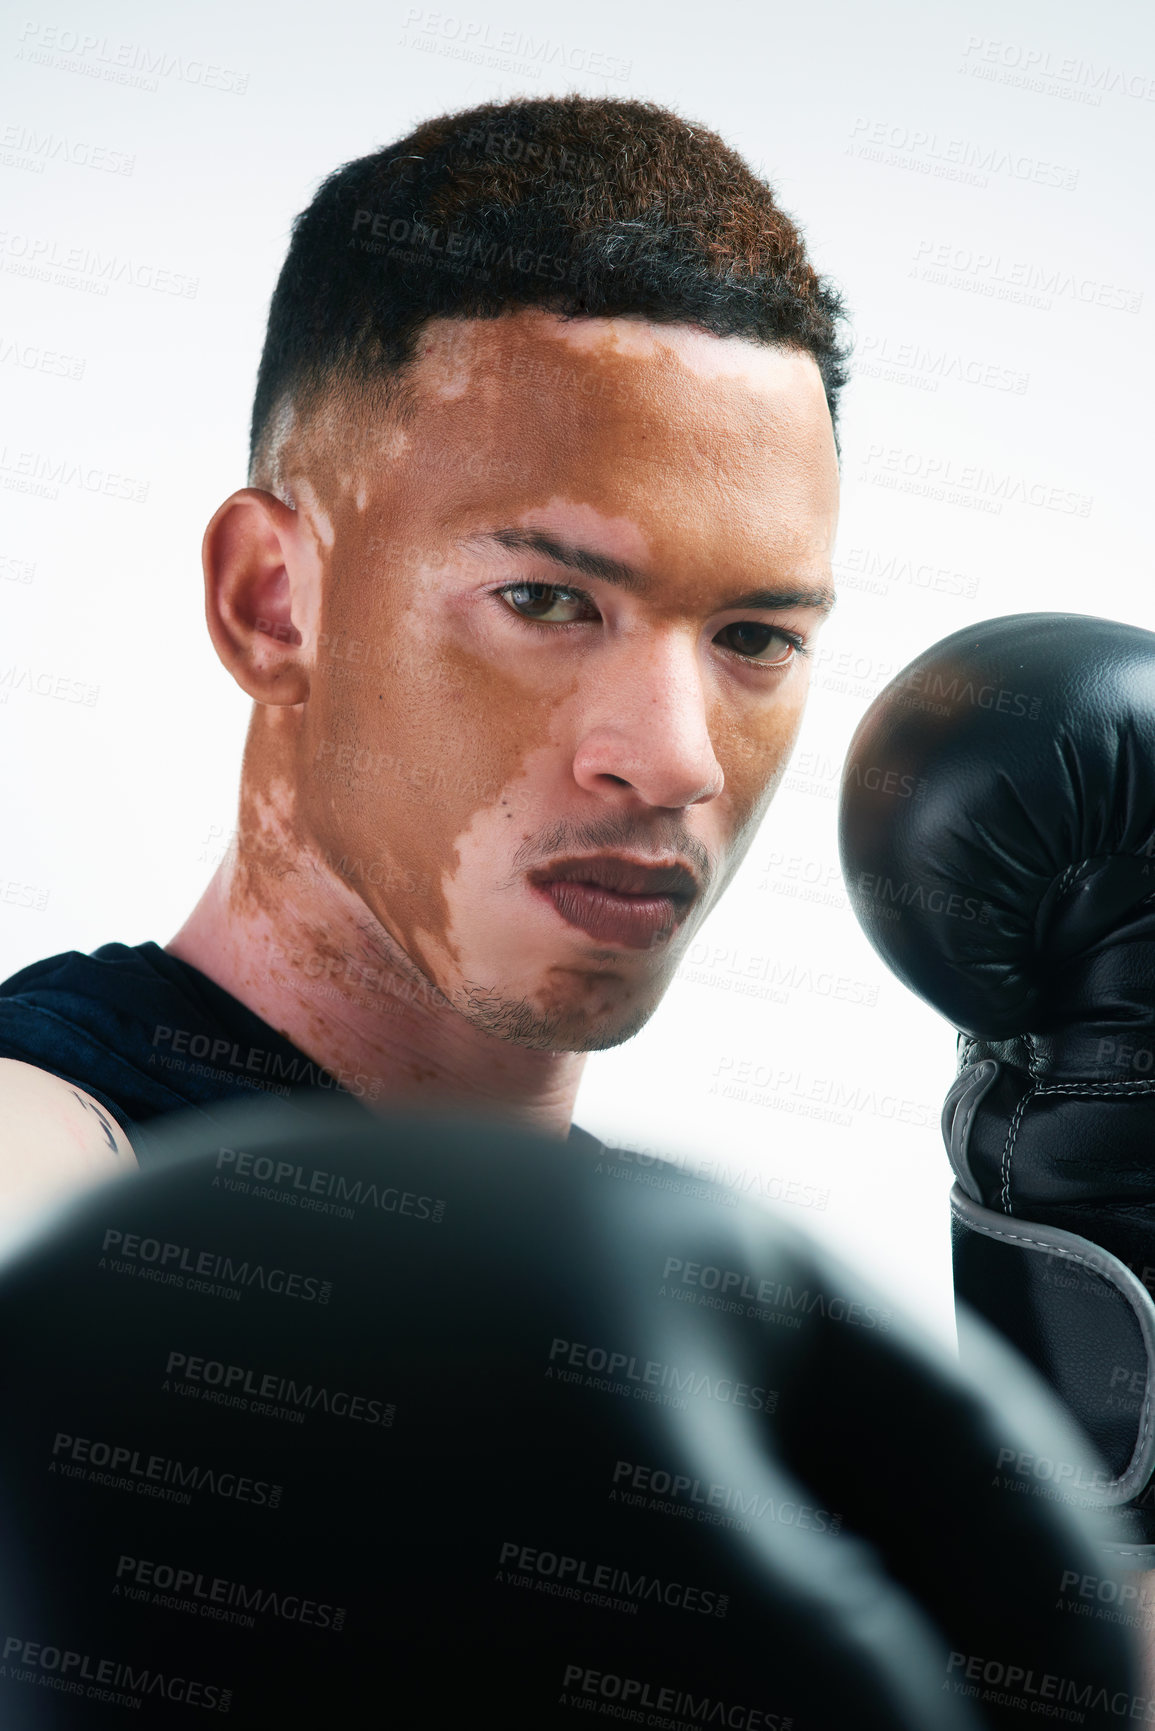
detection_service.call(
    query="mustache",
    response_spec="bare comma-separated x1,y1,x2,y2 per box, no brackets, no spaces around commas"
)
509,816,714,895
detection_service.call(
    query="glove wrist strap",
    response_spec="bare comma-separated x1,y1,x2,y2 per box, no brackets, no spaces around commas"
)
951,1183,1155,1569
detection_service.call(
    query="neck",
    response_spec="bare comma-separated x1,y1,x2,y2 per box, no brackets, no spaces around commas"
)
165,842,587,1144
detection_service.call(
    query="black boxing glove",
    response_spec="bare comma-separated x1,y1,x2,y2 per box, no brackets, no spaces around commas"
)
0,1089,1140,1727
839,611,1155,1560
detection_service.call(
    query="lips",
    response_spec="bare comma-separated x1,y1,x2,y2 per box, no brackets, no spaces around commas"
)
527,855,698,950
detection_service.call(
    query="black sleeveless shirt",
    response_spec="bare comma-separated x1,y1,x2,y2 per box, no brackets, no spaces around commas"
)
0,941,603,1165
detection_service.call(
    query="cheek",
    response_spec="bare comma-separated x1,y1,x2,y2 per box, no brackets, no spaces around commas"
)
711,682,809,834
302,575,575,973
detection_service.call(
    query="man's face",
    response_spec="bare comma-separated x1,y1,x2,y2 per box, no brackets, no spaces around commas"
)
280,311,839,1051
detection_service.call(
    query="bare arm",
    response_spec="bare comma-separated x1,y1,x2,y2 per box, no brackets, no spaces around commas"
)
1118,1570,1155,1696
0,1058,137,1226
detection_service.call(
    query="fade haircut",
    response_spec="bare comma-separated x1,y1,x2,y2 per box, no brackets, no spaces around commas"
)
249,94,850,492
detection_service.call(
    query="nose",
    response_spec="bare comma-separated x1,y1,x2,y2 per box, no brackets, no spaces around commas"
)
571,630,725,810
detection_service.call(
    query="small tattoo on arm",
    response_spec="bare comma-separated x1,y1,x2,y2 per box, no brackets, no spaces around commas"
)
71,1091,120,1155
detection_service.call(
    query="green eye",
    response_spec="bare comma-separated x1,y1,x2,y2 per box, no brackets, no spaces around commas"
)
716,622,798,665
499,583,591,624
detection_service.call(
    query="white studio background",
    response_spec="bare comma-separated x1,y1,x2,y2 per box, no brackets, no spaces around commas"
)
1,0,1151,1345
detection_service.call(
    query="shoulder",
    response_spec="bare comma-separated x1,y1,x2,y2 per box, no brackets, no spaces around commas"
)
0,1058,138,1212
0,940,210,1133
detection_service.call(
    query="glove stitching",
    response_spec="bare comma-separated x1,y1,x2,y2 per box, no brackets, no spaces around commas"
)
1054,861,1080,897
1000,1086,1034,1214
957,1084,983,1158
973,1222,1098,1254
998,1080,1155,1211
1035,1081,1155,1097
959,1216,1154,1499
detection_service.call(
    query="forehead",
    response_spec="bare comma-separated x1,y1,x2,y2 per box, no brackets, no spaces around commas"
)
348,312,838,552
284,313,839,588
412,309,825,394
404,311,830,457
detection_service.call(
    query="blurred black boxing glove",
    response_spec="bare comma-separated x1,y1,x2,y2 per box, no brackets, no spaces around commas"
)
839,612,1155,1561
0,1089,1141,1727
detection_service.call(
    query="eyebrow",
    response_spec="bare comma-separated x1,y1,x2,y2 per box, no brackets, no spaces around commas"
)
466,527,837,616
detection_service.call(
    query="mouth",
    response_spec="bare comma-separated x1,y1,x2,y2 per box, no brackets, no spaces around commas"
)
526,854,699,951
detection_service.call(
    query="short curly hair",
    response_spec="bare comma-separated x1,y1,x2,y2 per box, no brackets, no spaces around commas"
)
250,94,850,486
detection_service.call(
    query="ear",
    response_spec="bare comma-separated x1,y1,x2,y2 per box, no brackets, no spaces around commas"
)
201,488,317,705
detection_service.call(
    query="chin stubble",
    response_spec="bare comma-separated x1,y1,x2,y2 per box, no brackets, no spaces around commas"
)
458,980,655,1054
